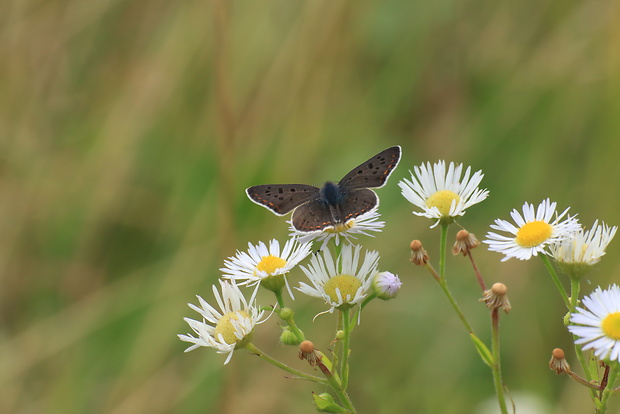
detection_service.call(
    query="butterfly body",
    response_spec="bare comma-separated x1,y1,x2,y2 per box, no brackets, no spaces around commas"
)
247,146,401,233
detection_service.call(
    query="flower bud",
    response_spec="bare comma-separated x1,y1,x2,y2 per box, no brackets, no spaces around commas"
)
372,271,402,300
280,327,301,346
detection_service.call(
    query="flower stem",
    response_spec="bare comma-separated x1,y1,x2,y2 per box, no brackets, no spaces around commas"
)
540,255,571,310
599,364,620,414
439,223,449,278
491,309,509,414
426,264,475,334
245,342,326,383
341,308,352,391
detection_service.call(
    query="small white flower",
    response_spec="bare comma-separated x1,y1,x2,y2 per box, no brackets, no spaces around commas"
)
550,220,617,266
399,160,488,227
297,244,379,312
178,281,266,364
484,199,580,261
289,208,384,250
221,238,312,296
569,285,620,363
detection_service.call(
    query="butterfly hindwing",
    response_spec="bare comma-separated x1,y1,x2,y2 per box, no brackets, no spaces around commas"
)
338,146,401,190
246,184,320,216
339,189,379,223
291,198,335,232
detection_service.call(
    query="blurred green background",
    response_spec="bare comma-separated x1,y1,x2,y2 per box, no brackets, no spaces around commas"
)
1,0,619,413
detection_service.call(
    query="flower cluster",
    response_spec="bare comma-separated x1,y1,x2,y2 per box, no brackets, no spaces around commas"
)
179,148,402,367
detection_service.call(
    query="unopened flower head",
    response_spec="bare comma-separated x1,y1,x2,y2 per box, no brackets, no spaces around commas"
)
484,199,580,261
297,244,379,312
453,229,480,256
221,238,312,296
290,208,384,250
569,285,620,363
372,271,402,300
399,161,488,227
549,220,617,279
178,280,267,364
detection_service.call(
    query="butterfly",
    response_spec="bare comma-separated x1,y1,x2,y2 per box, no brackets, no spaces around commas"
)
246,146,401,232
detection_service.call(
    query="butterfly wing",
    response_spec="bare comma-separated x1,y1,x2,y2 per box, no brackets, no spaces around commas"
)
291,189,379,232
246,184,320,216
291,198,335,232
338,146,401,190
339,189,379,223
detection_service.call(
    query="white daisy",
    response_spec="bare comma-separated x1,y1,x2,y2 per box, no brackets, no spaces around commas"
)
549,220,617,267
399,160,489,227
297,244,379,312
221,238,312,296
484,199,580,261
569,285,620,363
178,280,266,364
289,208,384,250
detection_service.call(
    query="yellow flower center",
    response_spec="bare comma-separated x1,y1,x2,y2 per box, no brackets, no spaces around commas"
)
426,190,460,216
256,255,287,275
515,221,553,247
602,312,620,340
324,221,353,233
214,311,251,344
323,274,362,303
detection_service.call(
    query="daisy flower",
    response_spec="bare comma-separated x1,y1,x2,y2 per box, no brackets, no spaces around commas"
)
221,238,312,296
399,161,489,227
178,280,267,364
289,208,384,250
549,220,617,278
569,285,620,363
297,244,379,312
484,199,580,261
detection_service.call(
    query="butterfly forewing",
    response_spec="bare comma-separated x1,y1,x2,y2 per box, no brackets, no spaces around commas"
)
291,199,335,232
338,146,401,190
246,184,320,216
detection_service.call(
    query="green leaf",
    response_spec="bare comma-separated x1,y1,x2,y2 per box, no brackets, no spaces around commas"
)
470,333,494,367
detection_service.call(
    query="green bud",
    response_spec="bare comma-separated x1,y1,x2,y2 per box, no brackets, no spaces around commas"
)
279,307,294,320
312,392,346,413
280,327,301,346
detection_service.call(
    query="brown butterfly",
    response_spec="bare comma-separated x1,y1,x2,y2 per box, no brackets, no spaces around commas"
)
246,146,401,232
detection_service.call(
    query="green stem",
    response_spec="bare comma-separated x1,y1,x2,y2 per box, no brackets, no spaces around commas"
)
569,278,580,312
245,342,326,383
426,263,475,334
540,255,571,310
439,223,449,279
599,364,620,414
341,308,352,391
491,309,509,414
274,289,286,309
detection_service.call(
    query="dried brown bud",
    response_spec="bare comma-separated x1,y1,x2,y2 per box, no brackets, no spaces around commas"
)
481,283,511,313
549,348,570,374
410,240,429,266
299,340,322,367
452,230,480,256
